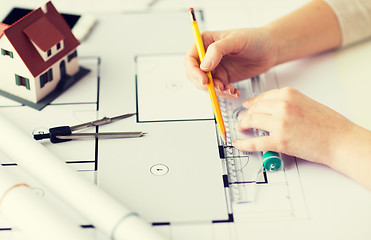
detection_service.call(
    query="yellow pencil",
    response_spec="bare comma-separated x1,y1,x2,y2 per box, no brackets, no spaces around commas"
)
188,8,227,143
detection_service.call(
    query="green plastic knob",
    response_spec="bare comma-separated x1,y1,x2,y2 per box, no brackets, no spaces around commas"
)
262,151,282,171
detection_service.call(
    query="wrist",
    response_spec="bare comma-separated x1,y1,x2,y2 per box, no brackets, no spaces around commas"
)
328,121,371,189
261,25,286,66
262,0,342,66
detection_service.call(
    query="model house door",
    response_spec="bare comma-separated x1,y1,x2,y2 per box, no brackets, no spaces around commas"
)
60,60,66,78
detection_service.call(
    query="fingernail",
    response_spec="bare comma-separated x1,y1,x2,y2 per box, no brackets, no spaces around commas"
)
229,88,236,95
235,91,240,98
201,79,207,86
200,60,211,70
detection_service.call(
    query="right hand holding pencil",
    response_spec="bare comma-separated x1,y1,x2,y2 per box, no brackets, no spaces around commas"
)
184,28,278,98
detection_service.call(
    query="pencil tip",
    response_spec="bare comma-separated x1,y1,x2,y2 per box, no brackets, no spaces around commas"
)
221,132,227,144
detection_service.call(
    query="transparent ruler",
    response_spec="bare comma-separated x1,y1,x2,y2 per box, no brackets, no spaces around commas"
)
219,71,279,203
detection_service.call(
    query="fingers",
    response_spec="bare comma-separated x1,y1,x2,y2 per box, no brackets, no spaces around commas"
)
233,110,281,152
243,87,301,109
236,112,274,132
232,136,277,152
234,90,284,153
185,31,241,96
242,88,281,108
201,37,239,71
214,81,240,98
238,92,286,131
200,41,223,72
185,43,240,98
185,43,209,87
234,88,301,153
212,64,239,98
241,99,285,120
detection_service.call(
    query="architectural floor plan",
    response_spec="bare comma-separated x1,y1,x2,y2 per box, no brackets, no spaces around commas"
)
0,5,370,240
0,52,307,239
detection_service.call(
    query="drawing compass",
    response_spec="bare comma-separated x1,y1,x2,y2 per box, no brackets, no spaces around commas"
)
33,113,145,143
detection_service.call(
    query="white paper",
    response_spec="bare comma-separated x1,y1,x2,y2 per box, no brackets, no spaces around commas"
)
136,55,214,122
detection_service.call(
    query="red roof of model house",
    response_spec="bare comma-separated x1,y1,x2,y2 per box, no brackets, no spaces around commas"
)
2,1,80,77
0,22,8,37
23,16,65,52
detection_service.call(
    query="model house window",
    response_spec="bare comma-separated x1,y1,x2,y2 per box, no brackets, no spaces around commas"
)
15,74,30,90
1,48,13,58
67,50,78,62
56,42,61,50
40,69,53,88
47,49,52,57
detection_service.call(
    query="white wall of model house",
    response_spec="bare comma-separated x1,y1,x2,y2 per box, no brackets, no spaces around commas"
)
32,49,80,102
0,35,36,102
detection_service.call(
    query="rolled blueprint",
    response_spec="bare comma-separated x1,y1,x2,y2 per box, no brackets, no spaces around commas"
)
0,114,165,240
0,167,92,240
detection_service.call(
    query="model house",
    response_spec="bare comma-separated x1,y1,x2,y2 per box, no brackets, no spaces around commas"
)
0,1,83,108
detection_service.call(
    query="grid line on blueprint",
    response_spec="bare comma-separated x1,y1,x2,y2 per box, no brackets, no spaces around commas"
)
134,53,216,124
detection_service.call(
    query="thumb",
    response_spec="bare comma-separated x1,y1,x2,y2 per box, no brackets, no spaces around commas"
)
200,38,237,72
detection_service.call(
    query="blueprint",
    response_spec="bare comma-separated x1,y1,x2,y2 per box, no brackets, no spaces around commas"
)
0,3,370,240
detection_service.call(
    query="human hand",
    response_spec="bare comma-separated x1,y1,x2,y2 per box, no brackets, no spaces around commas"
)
184,28,278,98
232,88,357,168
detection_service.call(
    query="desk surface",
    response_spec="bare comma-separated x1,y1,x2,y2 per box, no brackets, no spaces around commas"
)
333,40,371,130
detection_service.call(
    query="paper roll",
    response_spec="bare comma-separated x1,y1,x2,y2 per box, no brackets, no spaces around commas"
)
0,114,165,240
0,167,92,240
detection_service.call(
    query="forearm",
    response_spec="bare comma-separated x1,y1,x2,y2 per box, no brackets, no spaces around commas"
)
330,124,371,190
264,0,342,65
